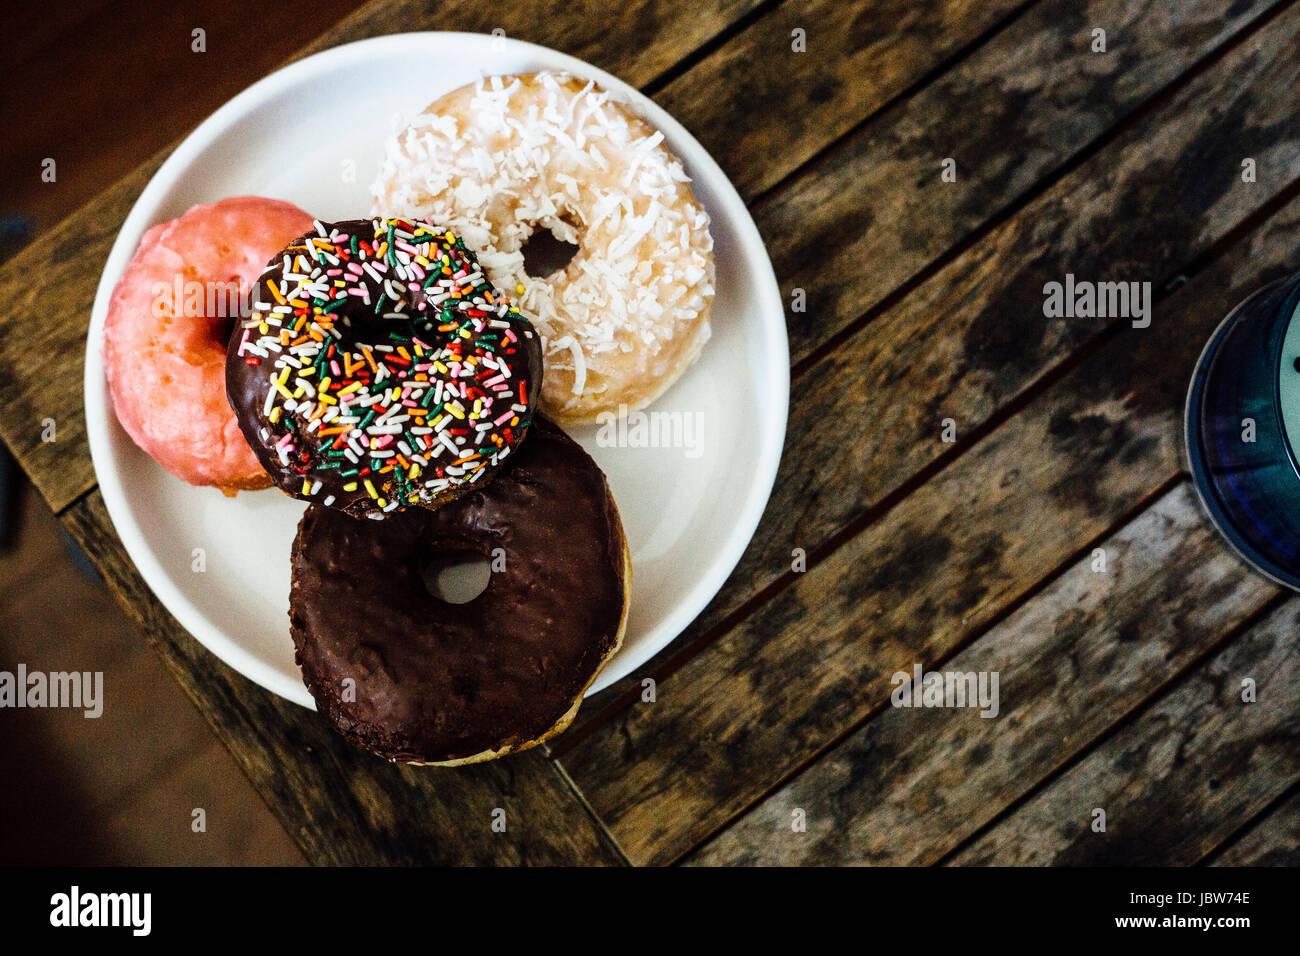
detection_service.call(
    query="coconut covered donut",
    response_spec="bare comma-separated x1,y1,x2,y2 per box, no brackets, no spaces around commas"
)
290,418,630,764
372,71,714,425
104,196,314,493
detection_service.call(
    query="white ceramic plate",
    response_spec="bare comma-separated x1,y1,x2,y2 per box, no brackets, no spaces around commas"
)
84,33,788,709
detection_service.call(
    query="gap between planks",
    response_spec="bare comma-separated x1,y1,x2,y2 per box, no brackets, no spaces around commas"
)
788,0,1300,380
933,585,1292,866
943,593,1300,865
1199,775,1300,865
554,33,1300,863
670,472,1189,864
552,164,1300,760
550,1,1300,753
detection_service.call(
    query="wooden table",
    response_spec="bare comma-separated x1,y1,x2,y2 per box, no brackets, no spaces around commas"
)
3,0,1299,866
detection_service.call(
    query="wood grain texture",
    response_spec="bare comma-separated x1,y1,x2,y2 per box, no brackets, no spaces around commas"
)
949,598,1300,866
294,0,766,87
0,0,361,236
557,184,1300,864
762,0,1281,365
60,490,627,865
683,484,1279,864
0,151,165,515
564,2,1300,736
1210,787,1300,866
653,0,1029,198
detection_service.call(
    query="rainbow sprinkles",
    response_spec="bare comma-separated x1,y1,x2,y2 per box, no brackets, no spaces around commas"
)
232,217,543,518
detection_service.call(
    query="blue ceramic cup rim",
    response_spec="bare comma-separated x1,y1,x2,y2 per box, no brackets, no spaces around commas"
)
1185,272,1300,591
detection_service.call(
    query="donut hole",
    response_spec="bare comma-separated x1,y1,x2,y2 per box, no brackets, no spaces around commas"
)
210,274,246,347
420,549,492,605
521,225,578,279
213,315,238,348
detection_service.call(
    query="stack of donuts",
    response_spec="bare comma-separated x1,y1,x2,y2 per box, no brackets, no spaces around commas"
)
103,71,714,764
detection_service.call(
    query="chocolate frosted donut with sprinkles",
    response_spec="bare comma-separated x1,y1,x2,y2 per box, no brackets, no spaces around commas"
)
226,217,543,518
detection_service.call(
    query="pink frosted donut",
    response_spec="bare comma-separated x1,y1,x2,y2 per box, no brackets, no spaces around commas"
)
105,196,314,493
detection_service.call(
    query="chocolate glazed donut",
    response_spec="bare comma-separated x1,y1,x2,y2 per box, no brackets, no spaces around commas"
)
290,418,630,764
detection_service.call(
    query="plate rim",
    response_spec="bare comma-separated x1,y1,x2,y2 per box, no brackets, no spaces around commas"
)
83,30,790,709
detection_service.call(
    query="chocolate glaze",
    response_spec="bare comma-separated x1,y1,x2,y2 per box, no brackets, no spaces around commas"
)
289,418,628,763
226,218,543,518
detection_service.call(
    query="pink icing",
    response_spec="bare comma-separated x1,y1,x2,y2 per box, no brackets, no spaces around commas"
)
103,196,314,488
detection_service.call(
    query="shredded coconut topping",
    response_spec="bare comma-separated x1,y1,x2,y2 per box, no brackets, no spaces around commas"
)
371,71,714,424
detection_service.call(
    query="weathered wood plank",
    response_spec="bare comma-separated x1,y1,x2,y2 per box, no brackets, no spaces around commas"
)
0,150,164,516
949,599,1300,866
60,489,628,865
1209,786,1300,866
761,0,1282,365
564,3,1300,735
1,0,360,236
557,183,1300,864
653,0,1029,198
683,483,1279,864
0,0,770,514
293,0,767,87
